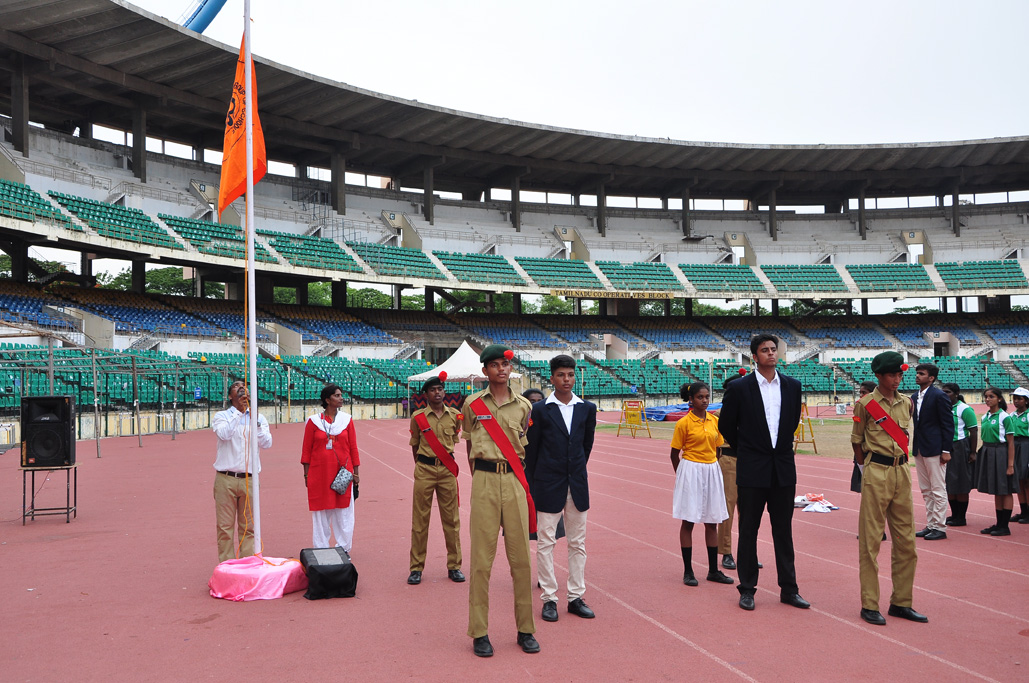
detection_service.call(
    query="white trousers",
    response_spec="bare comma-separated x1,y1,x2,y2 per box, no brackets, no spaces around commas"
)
312,503,355,551
537,490,587,603
915,455,947,531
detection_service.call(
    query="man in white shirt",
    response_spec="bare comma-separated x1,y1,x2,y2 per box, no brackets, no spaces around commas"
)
910,363,954,541
525,355,598,623
211,380,273,562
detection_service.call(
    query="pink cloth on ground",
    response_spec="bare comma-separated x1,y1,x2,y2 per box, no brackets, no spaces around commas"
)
209,554,308,601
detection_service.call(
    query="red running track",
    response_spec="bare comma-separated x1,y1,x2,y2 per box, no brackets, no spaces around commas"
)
1,415,1026,681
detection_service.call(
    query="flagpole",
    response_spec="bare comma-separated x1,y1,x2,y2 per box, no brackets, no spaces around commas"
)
243,0,261,554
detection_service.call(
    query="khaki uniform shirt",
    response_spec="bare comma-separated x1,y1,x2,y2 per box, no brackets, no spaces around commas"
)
409,405,461,456
851,387,912,457
461,388,531,463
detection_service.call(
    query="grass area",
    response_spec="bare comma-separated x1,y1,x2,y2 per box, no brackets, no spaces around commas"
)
599,416,860,461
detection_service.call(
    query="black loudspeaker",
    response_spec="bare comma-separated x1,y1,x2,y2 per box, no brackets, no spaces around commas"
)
21,395,76,468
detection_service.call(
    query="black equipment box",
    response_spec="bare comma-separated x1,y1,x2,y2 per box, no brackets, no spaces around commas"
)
299,547,358,599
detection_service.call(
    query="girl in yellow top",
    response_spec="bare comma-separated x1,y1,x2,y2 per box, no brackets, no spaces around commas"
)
669,382,734,587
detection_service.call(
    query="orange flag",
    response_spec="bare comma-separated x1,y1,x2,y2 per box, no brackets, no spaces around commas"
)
218,37,267,218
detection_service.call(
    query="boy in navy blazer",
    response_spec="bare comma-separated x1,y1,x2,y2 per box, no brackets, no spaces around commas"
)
911,363,954,540
525,354,598,623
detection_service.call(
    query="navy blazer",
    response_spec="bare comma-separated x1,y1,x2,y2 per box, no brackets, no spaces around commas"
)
524,398,597,513
911,385,955,457
717,370,802,488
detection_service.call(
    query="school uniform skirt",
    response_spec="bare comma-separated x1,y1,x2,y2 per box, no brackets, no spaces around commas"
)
672,458,728,524
976,442,1019,495
1014,436,1029,481
945,438,974,496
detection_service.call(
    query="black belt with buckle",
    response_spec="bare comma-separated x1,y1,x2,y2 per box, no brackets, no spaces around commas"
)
417,454,449,467
869,453,908,467
218,470,250,478
473,459,515,474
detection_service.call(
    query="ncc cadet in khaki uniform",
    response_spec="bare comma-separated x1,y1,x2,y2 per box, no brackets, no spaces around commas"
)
462,344,538,658
407,374,464,586
852,351,928,626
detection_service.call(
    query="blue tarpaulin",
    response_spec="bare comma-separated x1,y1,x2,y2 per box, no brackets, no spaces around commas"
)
644,402,722,421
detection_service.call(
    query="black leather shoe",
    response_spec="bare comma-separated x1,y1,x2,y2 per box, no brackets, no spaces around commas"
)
888,604,928,623
448,569,466,582
517,632,540,653
1019,517,1029,524
860,609,886,626
706,570,735,585
914,527,929,537
739,594,755,611
924,529,947,541
980,525,997,534
1011,512,1025,523
721,554,736,570
473,635,493,657
757,560,764,569
780,593,811,609
683,571,698,587
990,527,1011,536
407,571,422,585
948,519,966,527
541,600,558,622
567,598,595,618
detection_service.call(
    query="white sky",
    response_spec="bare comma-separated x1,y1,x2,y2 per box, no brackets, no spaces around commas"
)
125,0,1029,145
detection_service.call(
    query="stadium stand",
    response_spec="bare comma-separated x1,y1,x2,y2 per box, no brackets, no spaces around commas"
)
48,192,183,250
161,215,278,263
933,260,1029,290
616,317,722,350
677,264,766,293
0,283,78,331
261,304,400,346
879,315,981,347
432,251,524,285
760,265,848,293
837,356,1017,394
162,296,275,342
0,179,75,229
845,263,935,292
676,358,742,387
790,319,890,349
522,359,628,396
705,318,797,348
259,229,363,272
54,287,222,337
595,261,683,291
598,358,688,394
514,257,604,289
532,316,646,348
779,360,836,392
278,355,406,401
347,241,445,280
976,314,1029,346
450,314,561,348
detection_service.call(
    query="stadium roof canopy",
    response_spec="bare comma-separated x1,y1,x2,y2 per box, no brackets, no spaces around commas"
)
2,0,1029,205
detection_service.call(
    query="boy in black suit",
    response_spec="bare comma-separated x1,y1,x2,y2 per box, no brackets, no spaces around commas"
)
718,334,809,612
911,363,954,541
525,354,598,623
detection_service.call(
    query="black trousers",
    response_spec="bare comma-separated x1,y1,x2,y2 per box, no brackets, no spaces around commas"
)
736,484,798,597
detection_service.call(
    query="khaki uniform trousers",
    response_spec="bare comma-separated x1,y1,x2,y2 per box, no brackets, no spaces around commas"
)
409,460,462,572
467,468,535,638
858,458,917,610
717,455,738,555
214,472,255,562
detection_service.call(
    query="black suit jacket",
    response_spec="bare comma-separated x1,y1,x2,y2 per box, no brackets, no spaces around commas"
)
911,385,955,457
718,370,802,488
524,398,597,513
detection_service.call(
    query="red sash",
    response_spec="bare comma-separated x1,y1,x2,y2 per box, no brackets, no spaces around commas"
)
469,396,536,534
863,397,909,456
414,410,460,505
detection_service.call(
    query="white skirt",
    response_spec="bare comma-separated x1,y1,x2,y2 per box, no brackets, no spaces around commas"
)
672,458,729,524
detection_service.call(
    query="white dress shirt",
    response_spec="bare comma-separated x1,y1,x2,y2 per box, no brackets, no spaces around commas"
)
915,387,927,418
545,390,583,434
757,370,782,448
212,406,273,473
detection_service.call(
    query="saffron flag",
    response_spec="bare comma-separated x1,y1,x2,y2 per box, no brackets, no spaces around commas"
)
218,37,267,218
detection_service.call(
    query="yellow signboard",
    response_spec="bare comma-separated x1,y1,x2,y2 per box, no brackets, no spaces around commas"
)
550,289,674,299
617,399,653,439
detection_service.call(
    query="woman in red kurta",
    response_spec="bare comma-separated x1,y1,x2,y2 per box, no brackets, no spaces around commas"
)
302,384,361,552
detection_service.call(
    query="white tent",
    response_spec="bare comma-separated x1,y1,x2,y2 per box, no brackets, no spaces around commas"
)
406,340,521,384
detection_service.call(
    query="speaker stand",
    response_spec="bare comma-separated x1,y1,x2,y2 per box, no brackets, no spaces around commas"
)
21,464,78,525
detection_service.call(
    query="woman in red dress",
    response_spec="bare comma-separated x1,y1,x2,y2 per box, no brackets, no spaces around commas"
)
302,384,361,552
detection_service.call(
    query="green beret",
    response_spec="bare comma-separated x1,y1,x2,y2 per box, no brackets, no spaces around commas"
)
871,351,907,375
420,376,444,394
479,344,513,364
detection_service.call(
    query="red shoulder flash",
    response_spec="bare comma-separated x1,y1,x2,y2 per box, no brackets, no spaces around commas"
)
853,415,861,423
528,417,533,427
456,414,464,420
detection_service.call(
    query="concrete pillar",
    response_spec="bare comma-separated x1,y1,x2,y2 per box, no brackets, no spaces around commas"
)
297,283,309,306
78,121,92,141
861,298,869,316
131,260,146,294
511,175,522,232
684,298,693,318
952,188,961,237
771,299,779,316
423,167,434,224
9,240,29,281
393,285,404,310
330,152,347,214
424,288,435,312
955,296,963,313
597,183,607,237
768,189,777,240
574,298,582,315
663,298,671,316
858,188,867,239
80,252,92,282
681,186,692,237
132,103,147,182
332,280,348,309
255,274,274,303
11,57,30,156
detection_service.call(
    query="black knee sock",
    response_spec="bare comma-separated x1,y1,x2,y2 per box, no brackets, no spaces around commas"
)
681,546,692,573
954,500,968,522
1020,502,1029,517
707,546,718,574
998,508,1012,530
